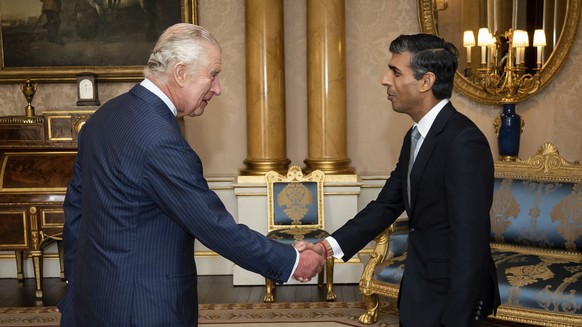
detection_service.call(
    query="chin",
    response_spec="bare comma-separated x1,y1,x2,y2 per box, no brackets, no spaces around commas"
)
190,108,205,117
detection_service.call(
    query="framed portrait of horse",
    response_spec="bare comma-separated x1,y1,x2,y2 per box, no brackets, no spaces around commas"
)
0,0,197,83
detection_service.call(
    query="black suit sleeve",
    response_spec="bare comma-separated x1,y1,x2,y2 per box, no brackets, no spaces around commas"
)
331,145,407,261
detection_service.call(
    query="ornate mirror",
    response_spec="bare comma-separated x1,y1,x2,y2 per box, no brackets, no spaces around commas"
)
418,0,581,104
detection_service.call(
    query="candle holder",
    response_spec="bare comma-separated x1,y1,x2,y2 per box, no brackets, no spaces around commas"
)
21,79,37,117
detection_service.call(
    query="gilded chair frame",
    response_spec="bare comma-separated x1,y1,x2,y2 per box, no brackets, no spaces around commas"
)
266,166,325,232
264,165,335,302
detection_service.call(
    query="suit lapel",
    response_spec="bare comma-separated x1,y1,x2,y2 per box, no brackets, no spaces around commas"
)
408,103,456,209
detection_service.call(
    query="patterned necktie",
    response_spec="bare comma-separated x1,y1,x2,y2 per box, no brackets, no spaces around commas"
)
407,126,421,204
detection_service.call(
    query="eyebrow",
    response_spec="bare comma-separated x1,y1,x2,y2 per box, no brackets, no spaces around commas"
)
388,64,400,73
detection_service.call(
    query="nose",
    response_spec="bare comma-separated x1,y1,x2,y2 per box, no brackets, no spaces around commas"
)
211,76,222,96
381,71,391,87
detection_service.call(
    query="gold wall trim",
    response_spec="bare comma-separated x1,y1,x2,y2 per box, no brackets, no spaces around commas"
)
324,191,361,196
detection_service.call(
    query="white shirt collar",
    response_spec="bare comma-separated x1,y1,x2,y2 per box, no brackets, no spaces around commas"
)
413,99,449,139
140,78,177,117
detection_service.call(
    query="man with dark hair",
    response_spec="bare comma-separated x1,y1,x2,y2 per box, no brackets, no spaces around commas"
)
298,34,500,326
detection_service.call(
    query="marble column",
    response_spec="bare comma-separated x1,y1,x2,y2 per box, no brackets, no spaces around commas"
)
241,0,290,175
304,0,354,174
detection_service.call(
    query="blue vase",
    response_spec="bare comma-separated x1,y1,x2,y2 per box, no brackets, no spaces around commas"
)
497,103,521,160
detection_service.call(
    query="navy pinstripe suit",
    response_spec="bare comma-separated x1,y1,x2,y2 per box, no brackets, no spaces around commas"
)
57,84,296,326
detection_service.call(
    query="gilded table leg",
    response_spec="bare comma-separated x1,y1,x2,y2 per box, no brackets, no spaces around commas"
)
15,251,24,281
57,241,65,280
30,250,43,300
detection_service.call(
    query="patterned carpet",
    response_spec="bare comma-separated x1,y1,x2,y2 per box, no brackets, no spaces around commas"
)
0,301,533,326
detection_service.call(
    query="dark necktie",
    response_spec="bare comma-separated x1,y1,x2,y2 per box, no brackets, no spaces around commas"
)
407,126,421,204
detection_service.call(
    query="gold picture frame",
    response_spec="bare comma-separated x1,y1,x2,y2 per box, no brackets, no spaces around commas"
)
0,0,197,83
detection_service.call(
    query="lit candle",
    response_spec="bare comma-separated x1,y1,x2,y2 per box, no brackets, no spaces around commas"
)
533,29,547,65
477,28,491,65
512,30,529,66
488,32,496,64
463,30,476,64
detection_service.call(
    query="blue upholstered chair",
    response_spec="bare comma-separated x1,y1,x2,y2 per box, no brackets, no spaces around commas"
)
263,165,336,302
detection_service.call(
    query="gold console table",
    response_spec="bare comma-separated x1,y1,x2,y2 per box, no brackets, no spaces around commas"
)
0,109,94,300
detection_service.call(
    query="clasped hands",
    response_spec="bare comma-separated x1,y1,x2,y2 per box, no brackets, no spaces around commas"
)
291,241,327,282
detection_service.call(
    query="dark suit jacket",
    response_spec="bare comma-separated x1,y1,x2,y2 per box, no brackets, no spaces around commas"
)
332,103,500,326
57,84,297,326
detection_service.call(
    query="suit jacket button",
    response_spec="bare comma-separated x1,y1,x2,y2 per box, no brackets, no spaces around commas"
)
409,228,415,233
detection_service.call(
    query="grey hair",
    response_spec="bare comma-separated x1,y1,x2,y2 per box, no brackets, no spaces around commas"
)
143,23,221,82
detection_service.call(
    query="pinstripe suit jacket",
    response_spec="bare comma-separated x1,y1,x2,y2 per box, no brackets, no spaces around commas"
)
332,103,500,326
57,84,296,326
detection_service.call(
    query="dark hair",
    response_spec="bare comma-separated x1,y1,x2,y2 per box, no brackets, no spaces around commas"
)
389,34,458,99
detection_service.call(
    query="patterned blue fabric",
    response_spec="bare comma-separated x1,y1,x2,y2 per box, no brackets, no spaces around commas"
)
492,249,582,314
490,178,582,251
373,254,406,285
272,181,319,226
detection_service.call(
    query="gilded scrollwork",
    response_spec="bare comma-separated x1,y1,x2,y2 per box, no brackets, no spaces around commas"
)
520,143,581,174
495,143,582,182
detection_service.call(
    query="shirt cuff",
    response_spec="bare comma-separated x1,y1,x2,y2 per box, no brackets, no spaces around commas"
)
287,248,300,282
325,236,344,259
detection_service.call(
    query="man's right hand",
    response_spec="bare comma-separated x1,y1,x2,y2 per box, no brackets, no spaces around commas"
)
294,241,324,256
292,249,324,282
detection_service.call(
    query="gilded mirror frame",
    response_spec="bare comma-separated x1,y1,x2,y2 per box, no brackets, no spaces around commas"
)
418,0,581,105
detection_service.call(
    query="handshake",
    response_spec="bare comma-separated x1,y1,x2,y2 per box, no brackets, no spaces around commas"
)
291,240,329,282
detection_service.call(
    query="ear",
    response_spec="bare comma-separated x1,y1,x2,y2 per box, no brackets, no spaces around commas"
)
418,72,436,93
173,62,188,88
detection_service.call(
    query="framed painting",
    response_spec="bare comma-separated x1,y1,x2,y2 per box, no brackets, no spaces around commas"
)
0,0,197,83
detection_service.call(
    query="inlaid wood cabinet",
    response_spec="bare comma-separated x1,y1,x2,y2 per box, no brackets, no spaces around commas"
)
0,109,94,300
